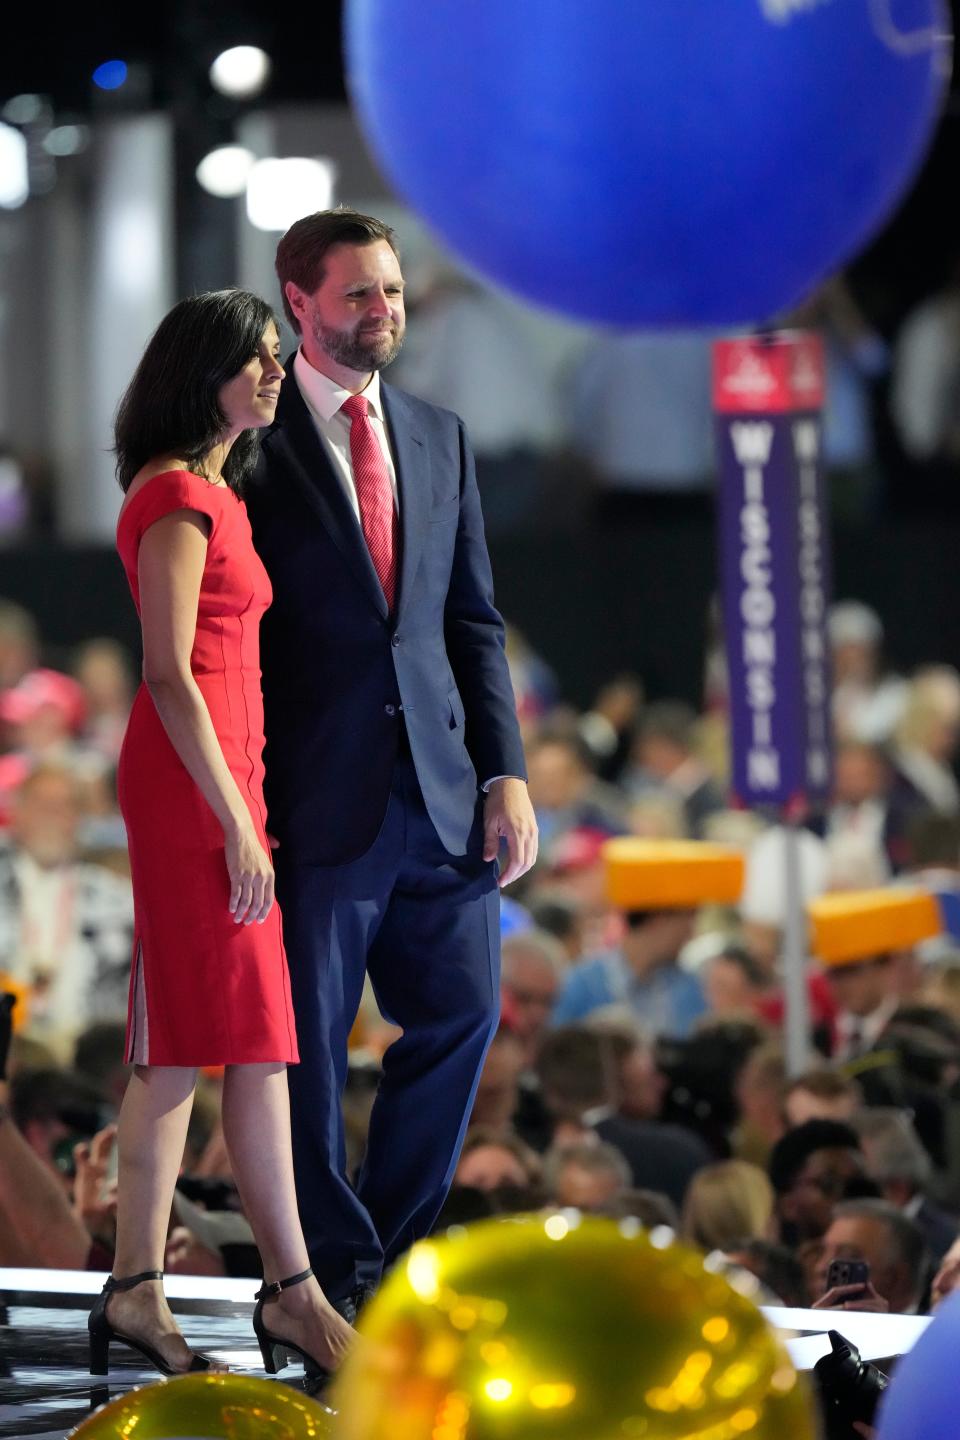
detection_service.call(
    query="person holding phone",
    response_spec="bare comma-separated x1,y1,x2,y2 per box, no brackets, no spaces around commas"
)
88,290,353,1380
812,1198,928,1314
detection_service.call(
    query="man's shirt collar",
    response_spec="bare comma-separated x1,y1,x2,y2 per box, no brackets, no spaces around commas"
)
293,349,384,424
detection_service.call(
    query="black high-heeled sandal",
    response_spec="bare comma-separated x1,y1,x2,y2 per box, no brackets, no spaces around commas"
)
253,1266,337,1382
88,1270,217,1376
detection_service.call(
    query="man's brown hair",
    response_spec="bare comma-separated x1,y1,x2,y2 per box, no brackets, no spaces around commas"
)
275,208,400,332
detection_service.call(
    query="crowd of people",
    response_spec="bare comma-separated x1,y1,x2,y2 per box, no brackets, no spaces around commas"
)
4,581,960,1357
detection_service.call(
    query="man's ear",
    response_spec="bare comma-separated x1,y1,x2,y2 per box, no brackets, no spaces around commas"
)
284,281,306,320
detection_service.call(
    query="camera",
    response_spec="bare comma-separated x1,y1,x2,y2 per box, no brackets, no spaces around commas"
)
813,1329,888,1440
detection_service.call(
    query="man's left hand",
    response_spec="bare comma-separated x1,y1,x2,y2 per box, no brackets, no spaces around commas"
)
483,778,538,887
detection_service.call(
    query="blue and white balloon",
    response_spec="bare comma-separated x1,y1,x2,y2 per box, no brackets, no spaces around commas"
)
876,1292,960,1440
346,0,951,326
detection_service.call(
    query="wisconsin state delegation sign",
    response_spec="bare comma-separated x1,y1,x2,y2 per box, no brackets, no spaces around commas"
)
714,332,832,814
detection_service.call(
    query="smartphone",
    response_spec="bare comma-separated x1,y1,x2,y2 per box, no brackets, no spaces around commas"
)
826,1258,870,1293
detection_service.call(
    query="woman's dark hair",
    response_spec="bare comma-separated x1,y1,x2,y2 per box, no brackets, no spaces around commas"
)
114,289,277,493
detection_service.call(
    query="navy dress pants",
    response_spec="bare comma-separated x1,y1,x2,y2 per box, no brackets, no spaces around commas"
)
275,752,501,1302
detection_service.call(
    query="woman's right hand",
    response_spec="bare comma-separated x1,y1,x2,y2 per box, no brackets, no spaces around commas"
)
225,818,275,924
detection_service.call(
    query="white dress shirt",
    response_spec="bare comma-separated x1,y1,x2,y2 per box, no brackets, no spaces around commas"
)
293,350,399,519
834,996,899,1062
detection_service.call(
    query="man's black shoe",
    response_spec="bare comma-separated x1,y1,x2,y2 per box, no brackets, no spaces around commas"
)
304,1284,377,1380
329,1282,376,1323
353,1282,376,1319
330,1291,358,1326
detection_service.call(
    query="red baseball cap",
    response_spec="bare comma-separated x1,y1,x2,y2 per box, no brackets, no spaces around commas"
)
0,668,86,734
548,825,611,873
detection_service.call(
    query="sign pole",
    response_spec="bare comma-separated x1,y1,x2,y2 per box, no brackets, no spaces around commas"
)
782,818,810,1076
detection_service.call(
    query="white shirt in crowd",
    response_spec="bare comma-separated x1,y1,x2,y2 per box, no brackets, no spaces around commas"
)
391,286,559,457
0,848,133,1057
567,330,715,492
834,996,900,1063
891,291,960,461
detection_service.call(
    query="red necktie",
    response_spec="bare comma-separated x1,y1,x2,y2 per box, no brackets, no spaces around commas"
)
341,394,397,610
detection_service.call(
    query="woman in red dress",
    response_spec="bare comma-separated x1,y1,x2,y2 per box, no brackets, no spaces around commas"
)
88,290,352,1378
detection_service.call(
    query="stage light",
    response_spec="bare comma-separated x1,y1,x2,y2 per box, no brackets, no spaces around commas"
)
0,122,28,208
93,60,128,91
43,125,89,157
2,94,44,125
245,156,335,231
196,144,255,197
104,200,164,300
210,46,271,98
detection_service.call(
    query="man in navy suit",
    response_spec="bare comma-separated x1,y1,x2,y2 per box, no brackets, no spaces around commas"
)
246,210,537,1319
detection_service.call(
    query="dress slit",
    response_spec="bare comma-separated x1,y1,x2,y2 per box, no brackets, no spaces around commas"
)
125,939,149,1065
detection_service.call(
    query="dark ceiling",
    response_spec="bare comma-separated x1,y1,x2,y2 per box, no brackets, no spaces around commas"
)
0,1,348,116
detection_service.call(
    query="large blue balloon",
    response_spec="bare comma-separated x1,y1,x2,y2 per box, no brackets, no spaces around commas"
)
876,1293,960,1440
345,1,950,326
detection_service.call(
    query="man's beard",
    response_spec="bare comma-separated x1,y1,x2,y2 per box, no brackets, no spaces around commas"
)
312,318,404,373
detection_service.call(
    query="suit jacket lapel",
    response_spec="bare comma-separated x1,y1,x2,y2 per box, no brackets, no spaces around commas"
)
382,382,429,621
264,372,389,618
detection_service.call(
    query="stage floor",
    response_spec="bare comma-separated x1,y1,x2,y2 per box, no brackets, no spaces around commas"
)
0,1271,329,1439
0,1268,932,1438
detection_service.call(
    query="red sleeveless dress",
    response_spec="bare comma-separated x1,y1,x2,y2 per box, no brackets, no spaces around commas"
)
116,470,299,1066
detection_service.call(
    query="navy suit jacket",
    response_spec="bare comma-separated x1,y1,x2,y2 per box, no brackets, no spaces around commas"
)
245,364,526,866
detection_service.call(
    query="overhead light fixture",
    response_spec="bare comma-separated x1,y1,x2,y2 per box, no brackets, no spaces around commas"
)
2,94,45,126
209,46,272,99
43,125,90,157
196,144,256,198
92,60,129,92
104,200,165,301
245,157,335,232
0,122,29,208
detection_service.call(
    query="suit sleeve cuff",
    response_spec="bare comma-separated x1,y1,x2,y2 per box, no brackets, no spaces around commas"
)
481,774,526,793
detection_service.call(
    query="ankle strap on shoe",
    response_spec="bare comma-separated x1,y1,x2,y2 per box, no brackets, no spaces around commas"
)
255,1266,314,1301
103,1269,164,1292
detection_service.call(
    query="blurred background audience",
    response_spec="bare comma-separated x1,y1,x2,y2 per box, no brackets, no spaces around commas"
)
7,504,960,1319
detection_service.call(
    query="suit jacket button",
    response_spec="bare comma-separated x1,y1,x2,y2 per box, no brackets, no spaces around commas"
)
384,704,396,716
391,634,401,647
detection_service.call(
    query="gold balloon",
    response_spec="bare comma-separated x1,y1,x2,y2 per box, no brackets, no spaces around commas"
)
331,1214,816,1440
69,1372,335,1439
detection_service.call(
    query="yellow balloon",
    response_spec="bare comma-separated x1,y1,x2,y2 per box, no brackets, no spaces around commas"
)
69,1372,335,1439
331,1214,816,1440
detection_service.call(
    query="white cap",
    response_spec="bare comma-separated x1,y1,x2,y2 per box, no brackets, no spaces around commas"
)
828,601,883,650
740,825,829,927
